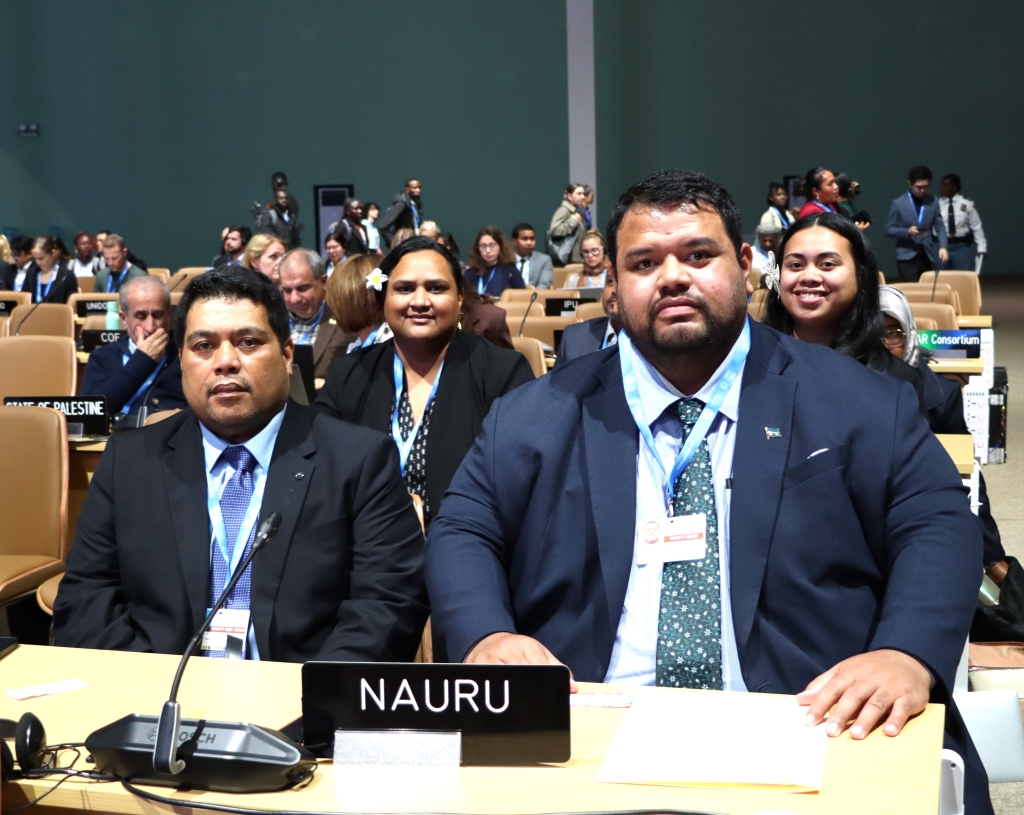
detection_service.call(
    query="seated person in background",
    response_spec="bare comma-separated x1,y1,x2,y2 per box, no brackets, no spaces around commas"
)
425,169,990,814
24,236,77,304
94,234,148,294
879,285,1008,581
556,273,621,365
511,223,554,289
71,232,99,278
324,230,346,277
758,182,795,231
315,237,533,529
390,227,416,250
279,248,352,387
55,267,428,662
81,276,187,416
212,225,252,267
565,229,610,289
0,236,13,290
241,233,287,285
418,220,441,241
327,254,391,353
750,222,781,275
463,227,525,298
6,236,38,292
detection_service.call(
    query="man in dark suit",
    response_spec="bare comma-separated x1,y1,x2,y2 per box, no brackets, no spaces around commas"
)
556,274,621,365
55,266,427,663
278,249,352,385
81,275,187,415
426,170,990,812
3,236,37,292
884,165,949,281
511,223,554,289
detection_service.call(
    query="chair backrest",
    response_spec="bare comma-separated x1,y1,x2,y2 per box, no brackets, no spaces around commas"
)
901,288,961,313
67,293,120,328
877,271,886,285
914,317,938,330
747,289,768,321
77,275,95,293
0,405,68,561
499,301,532,319
169,268,208,292
918,271,982,316
499,288,580,303
82,315,109,331
507,315,579,347
909,302,958,330
147,268,171,285
575,301,606,321
0,337,78,398
1,304,75,338
143,409,182,426
0,291,32,336
511,336,548,378
551,264,584,289
748,266,763,289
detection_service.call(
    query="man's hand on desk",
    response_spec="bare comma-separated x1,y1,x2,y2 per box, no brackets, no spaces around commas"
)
466,632,579,692
796,649,931,740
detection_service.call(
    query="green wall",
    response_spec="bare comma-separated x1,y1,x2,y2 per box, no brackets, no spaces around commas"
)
0,1,569,270
595,1,1023,275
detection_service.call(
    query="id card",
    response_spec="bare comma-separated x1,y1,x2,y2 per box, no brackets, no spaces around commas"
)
636,513,707,565
200,608,250,657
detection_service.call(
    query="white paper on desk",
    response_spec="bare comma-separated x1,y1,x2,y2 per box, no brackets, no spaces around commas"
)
6,678,88,701
597,688,826,792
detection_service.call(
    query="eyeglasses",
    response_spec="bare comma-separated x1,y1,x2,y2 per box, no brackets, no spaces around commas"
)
581,248,604,257
882,327,906,346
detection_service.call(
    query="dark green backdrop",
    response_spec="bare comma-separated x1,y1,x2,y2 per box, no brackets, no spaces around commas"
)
1,1,1019,273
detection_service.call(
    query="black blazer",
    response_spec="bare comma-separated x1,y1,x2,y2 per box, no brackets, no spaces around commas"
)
313,332,534,518
22,261,77,304
464,263,526,298
0,261,19,291
555,316,608,366
53,402,429,662
80,336,188,414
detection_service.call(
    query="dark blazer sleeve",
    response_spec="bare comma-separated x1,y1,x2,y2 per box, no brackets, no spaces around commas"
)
52,435,153,651
507,264,526,289
81,343,161,413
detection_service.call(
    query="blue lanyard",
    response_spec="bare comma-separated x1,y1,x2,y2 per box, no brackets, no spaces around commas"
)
813,201,834,214
618,319,750,513
477,266,497,296
773,206,790,227
907,192,925,225
391,353,444,475
207,456,267,593
410,201,420,229
291,303,325,344
120,352,165,414
361,324,382,347
35,269,56,302
106,266,128,292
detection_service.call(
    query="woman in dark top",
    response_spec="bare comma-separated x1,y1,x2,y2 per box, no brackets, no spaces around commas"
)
463,226,525,299
762,212,926,413
25,236,77,303
315,237,534,525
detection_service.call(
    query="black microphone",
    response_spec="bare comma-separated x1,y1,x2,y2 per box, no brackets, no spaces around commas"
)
517,291,538,337
930,268,941,303
169,273,188,292
154,512,282,775
13,302,42,336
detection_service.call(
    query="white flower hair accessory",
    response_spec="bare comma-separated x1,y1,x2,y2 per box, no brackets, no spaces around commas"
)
366,268,388,291
762,251,780,294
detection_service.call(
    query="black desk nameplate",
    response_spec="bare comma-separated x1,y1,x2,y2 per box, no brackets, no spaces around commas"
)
3,396,109,435
82,330,125,352
301,662,570,765
545,298,579,317
0,299,19,316
77,299,115,317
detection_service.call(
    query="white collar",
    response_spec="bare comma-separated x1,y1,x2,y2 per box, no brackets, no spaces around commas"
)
200,404,288,474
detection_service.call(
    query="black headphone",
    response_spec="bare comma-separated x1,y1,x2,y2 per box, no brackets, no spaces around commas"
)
0,713,49,784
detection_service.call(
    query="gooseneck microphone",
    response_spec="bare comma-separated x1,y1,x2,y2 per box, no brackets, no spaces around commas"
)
930,267,941,303
154,512,282,776
13,302,43,336
517,291,538,337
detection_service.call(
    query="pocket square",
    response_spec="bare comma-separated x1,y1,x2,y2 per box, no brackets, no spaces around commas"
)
808,448,828,459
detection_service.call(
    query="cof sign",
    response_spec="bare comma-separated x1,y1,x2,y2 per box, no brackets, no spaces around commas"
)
545,298,579,317
301,662,571,765
3,396,109,435
82,329,125,352
917,328,981,359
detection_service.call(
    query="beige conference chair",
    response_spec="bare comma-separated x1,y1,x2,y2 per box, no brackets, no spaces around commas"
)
511,336,548,378
918,271,982,316
0,336,77,399
1,304,75,338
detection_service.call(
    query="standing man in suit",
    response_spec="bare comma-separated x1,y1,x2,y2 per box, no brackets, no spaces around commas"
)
278,249,353,387
556,274,621,365
884,165,948,281
81,276,187,415
511,223,554,289
378,179,423,246
93,234,148,294
426,169,990,813
54,266,428,663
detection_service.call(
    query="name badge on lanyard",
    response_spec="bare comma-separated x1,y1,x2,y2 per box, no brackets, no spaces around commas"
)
201,608,250,657
637,513,708,564
392,354,444,476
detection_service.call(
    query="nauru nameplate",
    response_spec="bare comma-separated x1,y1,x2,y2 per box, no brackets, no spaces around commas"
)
301,662,571,765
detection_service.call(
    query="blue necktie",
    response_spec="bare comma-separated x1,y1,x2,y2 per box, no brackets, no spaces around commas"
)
206,445,258,658
655,399,723,689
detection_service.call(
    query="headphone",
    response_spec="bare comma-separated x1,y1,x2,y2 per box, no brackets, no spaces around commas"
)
0,713,49,784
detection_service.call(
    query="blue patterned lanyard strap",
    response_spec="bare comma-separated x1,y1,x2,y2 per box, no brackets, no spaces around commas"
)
391,353,444,475
477,266,497,295
618,319,750,513
36,269,56,302
361,324,383,347
106,267,128,292
907,192,925,224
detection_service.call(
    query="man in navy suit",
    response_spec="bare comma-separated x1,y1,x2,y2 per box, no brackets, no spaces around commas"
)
884,165,949,281
555,275,621,365
427,170,990,812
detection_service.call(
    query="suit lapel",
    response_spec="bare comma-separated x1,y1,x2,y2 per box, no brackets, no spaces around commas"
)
250,401,315,659
729,323,795,654
581,353,638,640
311,307,338,369
163,417,214,631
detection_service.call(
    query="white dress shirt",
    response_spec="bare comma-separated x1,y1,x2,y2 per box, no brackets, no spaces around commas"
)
939,193,987,254
603,319,618,349
604,327,748,690
14,261,31,291
199,405,287,660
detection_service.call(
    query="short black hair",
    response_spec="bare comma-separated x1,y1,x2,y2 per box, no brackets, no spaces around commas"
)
511,223,535,239
326,228,348,249
942,173,961,189
271,171,288,189
908,165,932,183
10,235,33,255
227,225,252,243
373,236,464,307
766,182,786,206
606,169,742,265
804,167,829,197
174,266,290,350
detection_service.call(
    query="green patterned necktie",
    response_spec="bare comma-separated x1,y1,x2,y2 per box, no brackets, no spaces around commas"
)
655,398,723,689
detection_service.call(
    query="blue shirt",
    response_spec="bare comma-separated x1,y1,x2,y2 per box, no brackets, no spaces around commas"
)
604,332,748,691
198,405,287,660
